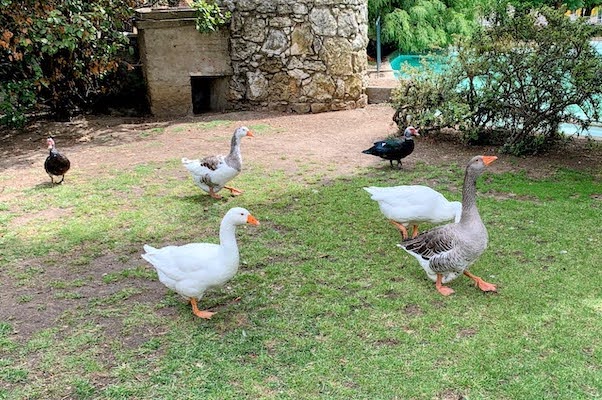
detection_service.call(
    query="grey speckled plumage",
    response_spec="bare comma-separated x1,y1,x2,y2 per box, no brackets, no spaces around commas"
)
198,155,222,171
398,155,498,295
181,126,253,198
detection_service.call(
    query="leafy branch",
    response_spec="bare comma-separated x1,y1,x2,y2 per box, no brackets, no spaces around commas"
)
190,0,230,34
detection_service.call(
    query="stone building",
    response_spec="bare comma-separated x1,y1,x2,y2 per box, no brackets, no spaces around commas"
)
136,0,368,117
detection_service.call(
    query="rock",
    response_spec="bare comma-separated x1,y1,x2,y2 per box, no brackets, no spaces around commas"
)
246,71,268,100
309,8,337,36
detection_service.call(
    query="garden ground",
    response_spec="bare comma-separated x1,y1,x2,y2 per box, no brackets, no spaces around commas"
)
0,104,601,399
1,104,601,339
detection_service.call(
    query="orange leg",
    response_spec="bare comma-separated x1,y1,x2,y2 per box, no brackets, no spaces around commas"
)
435,274,455,296
463,271,497,292
411,224,419,238
390,220,409,240
190,298,215,319
224,185,243,196
208,187,222,199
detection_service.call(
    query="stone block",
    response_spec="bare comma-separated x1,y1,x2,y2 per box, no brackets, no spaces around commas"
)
310,103,330,113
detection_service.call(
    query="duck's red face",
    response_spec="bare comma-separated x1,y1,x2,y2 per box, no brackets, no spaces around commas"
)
46,138,54,148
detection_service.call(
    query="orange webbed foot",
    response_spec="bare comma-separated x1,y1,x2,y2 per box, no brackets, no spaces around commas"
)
193,309,215,319
208,188,222,199
436,285,455,296
464,271,497,293
390,220,409,240
411,224,419,238
190,298,215,319
224,185,243,196
435,274,455,296
475,279,497,292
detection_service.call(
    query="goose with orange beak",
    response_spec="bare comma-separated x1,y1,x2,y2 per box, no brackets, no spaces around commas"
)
142,207,260,319
182,126,254,199
398,156,498,296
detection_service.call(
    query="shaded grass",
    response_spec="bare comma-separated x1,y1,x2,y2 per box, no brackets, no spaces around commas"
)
0,150,601,399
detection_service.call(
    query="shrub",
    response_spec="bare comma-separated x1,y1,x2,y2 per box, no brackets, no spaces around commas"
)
0,0,140,126
392,4,602,155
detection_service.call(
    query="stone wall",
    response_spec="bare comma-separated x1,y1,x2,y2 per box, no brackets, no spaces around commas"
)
221,0,369,113
136,1,369,116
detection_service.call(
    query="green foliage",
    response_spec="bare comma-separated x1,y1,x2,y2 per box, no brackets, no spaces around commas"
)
0,0,140,126
190,0,230,34
509,0,602,11
392,59,470,131
392,4,602,155
369,0,486,53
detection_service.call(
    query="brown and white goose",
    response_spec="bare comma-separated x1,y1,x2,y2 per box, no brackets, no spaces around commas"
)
398,155,498,296
182,126,254,199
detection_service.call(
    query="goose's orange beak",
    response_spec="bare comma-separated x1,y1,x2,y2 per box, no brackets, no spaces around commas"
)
247,214,260,225
482,155,498,166
246,131,254,137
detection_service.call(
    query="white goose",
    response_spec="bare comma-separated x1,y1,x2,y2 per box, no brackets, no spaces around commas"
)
182,126,254,199
142,207,260,319
364,185,462,239
398,156,498,296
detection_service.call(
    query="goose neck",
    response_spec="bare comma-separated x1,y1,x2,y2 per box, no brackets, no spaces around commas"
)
228,135,242,157
219,220,239,251
460,168,480,223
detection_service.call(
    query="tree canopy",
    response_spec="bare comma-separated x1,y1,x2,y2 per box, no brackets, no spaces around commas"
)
368,0,602,53
368,0,486,53
508,0,602,11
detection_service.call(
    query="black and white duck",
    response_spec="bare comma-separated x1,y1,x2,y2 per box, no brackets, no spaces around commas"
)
362,126,419,169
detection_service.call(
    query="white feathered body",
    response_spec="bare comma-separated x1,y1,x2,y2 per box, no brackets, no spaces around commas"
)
182,156,239,194
364,185,461,227
142,242,239,300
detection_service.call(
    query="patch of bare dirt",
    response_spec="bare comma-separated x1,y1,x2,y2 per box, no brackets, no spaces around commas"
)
2,104,600,191
0,104,601,341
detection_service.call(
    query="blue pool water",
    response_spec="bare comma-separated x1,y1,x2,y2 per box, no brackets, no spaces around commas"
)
390,42,602,138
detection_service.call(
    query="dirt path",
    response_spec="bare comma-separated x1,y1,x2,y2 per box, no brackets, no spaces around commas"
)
2,104,600,192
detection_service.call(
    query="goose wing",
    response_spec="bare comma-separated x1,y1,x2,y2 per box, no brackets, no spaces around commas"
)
142,243,221,281
401,225,461,273
182,155,227,175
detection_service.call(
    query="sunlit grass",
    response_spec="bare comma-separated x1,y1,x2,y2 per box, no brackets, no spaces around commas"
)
0,140,600,399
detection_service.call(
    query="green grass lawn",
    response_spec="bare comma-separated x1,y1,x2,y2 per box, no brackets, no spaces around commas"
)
0,135,601,399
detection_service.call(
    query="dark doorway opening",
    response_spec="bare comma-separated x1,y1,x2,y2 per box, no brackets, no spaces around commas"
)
190,74,229,114
191,76,212,114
